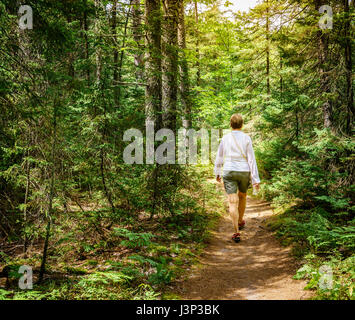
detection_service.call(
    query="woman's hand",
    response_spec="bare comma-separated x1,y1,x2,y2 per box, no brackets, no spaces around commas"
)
216,175,221,183
253,183,260,192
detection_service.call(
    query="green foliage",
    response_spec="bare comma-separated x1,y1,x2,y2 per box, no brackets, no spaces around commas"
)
132,284,160,300
314,195,352,212
71,272,134,300
261,130,354,210
0,289,10,300
276,210,355,253
148,257,173,286
269,207,355,300
127,255,173,286
128,254,158,268
65,266,88,275
294,255,355,300
12,290,50,301
78,272,132,287
114,228,155,248
0,0,353,302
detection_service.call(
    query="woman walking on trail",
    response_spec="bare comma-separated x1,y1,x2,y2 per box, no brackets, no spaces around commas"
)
214,114,260,243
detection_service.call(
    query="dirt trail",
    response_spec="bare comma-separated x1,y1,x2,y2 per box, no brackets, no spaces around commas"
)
173,195,313,300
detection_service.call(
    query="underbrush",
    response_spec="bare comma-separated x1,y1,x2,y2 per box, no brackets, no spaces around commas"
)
258,129,354,300
0,167,223,300
266,206,355,300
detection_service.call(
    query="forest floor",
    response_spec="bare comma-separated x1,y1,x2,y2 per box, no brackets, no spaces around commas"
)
171,182,313,300
0,174,316,300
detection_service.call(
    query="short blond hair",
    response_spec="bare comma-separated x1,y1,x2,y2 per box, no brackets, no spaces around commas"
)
230,114,243,129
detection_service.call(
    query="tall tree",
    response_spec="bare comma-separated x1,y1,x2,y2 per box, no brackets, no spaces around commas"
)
315,0,333,130
95,0,102,87
194,0,201,86
178,0,192,129
112,0,119,105
343,0,354,134
95,0,116,212
39,100,58,283
266,0,271,96
162,0,179,130
83,0,90,85
132,0,144,80
145,0,162,125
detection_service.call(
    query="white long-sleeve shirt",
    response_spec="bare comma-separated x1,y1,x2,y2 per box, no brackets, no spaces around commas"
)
214,130,260,185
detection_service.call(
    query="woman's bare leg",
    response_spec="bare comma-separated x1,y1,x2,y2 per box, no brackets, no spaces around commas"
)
227,193,239,233
238,191,247,224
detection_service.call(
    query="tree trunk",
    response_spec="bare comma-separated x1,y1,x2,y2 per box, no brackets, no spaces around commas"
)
23,145,30,253
279,12,283,103
83,1,90,85
117,4,132,97
280,51,283,102
100,148,115,212
95,0,115,213
95,0,102,87
315,0,333,130
112,0,119,106
145,0,164,219
145,0,162,125
38,103,57,283
178,0,191,129
344,0,354,134
132,0,144,80
266,0,270,96
194,0,200,86
67,16,75,80
112,1,132,106
162,0,179,130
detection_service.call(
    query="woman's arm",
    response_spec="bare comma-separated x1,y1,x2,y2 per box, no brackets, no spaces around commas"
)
214,139,224,180
246,136,260,185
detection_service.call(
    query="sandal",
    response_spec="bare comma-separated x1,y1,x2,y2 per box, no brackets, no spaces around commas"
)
238,220,246,230
232,233,241,243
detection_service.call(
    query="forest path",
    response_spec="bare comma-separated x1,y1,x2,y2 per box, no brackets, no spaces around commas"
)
172,185,313,300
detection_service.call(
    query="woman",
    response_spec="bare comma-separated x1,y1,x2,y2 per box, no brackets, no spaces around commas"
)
214,114,260,243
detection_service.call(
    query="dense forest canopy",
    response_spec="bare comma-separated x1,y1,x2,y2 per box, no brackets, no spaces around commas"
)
0,0,354,300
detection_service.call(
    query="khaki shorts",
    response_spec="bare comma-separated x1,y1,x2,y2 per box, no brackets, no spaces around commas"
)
223,171,251,194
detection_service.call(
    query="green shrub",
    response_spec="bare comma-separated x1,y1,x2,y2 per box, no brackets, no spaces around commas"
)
294,255,355,300
260,129,354,212
114,228,155,248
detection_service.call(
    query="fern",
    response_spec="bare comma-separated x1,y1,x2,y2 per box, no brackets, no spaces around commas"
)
78,272,133,287
128,254,158,267
0,289,10,300
114,228,155,248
